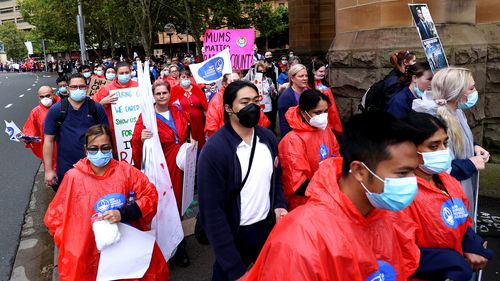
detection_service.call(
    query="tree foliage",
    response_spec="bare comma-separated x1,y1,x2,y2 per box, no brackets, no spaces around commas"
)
17,0,287,59
0,22,27,60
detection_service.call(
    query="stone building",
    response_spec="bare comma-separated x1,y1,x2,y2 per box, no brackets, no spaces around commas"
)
289,0,500,160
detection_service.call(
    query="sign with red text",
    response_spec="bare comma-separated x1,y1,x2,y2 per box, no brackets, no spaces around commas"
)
203,28,254,70
111,87,141,164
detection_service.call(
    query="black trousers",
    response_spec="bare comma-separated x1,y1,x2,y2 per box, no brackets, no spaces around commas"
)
211,216,274,281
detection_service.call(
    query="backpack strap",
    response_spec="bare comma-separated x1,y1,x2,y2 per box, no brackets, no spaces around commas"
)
87,97,99,124
55,98,69,135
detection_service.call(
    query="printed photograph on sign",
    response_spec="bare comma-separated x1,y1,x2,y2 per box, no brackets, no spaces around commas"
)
409,4,437,41
423,38,449,73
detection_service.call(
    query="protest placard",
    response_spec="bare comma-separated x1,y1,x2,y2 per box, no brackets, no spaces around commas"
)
409,4,449,73
190,48,232,84
111,87,141,164
181,141,198,216
87,77,110,97
203,29,254,70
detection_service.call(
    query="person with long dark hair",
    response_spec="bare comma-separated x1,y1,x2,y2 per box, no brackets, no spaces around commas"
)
279,89,340,210
307,60,342,135
386,62,433,119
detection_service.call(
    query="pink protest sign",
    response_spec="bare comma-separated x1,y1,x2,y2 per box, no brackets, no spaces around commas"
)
203,28,255,70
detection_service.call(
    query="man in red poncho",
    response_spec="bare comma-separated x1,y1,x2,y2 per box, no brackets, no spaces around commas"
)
205,73,270,137
22,85,59,169
244,112,421,281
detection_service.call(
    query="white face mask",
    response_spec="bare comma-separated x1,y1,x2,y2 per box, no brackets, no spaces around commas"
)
40,97,53,107
306,112,328,130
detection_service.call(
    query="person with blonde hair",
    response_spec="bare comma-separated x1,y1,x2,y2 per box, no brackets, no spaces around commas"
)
414,67,489,216
278,63,308,138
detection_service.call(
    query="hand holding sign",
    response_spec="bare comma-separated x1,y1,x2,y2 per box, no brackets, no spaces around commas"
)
4,120,22,142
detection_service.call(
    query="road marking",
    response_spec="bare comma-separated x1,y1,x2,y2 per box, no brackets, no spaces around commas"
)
5,103,12,108
32,84,36,86
27,88,31,91
43,75,50,78
52,87,56,90
19,94,24,97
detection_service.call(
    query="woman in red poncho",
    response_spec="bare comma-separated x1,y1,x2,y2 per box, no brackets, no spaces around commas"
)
131,79,191,267
170,69,208,151
44,124,170,281
307,60,343,136
403,112,492,280
279,89,340,210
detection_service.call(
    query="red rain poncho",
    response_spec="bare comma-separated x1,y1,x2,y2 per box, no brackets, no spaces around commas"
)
131,107,189,216
22,97,60,168
204,87,270,137
244,157,420,281
403,173,471,255
44,159,170,281
278,105,340,210
314,80,343,135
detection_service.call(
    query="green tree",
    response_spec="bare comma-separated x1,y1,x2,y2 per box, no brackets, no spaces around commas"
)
0,22,27,60
248,4,288,50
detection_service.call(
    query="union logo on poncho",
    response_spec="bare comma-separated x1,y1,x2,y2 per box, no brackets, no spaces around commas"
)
94,193,126,213
366,260,396,281
440,198,468,228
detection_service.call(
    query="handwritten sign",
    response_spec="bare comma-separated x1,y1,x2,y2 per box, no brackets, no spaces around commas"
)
203,29,254,70
181,141,198,215
111,87,141,164
87,77,110,97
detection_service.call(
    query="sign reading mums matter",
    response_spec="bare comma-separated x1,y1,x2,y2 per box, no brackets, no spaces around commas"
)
203,29,254,70
111,87,141,164
409,4,449,73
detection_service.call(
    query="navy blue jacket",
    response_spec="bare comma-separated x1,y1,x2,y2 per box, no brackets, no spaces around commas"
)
383,69,404,105
386,86,416,119
451,159,477,181
278,87,298,138
198,123,287,280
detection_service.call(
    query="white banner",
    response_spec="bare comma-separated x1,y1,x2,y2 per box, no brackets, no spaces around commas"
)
181,141,197,215
190,48,232,84
136,61,184,260
24,41,33,55
110,87,141,164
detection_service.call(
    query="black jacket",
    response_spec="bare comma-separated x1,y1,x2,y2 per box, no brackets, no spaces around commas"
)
198,123,287,280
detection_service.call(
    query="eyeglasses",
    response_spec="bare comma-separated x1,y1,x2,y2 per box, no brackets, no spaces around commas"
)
154,91,170,97
68,85,88,90
86,145,112,155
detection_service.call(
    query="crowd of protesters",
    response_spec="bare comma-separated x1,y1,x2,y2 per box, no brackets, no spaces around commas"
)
16,46,493,281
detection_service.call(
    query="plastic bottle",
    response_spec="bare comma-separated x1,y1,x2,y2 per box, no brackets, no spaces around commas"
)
127,191,136,205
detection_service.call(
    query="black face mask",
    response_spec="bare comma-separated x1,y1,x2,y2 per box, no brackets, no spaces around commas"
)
265,57,273,63
235,103,260,128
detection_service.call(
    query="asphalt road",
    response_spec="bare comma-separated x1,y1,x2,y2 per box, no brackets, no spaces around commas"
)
0,72,56,281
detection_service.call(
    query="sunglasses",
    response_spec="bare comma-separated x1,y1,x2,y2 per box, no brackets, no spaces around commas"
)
86,145,112,155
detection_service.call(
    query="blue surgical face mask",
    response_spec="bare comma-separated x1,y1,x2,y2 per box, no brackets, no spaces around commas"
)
106,73,116,81
413,84,425,98
58,86,67,93
87,150,112,167
70,89,87,102
118,74,131,84
458,90,478,110
82,72,91,79
358,163,418,211
418,148,452,174
181,79,191,88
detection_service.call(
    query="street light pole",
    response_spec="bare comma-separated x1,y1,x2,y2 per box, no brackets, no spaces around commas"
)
41,39,47,72
164,23,176,58
186,29,190,54
77,0,87,64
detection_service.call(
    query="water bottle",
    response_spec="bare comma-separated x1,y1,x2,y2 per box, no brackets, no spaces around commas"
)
127,191,136,205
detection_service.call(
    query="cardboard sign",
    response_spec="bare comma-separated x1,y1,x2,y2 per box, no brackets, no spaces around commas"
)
87,77,110,97
110,87,141,164
181,141,198,215
203,29,255,70
409,4,449,73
